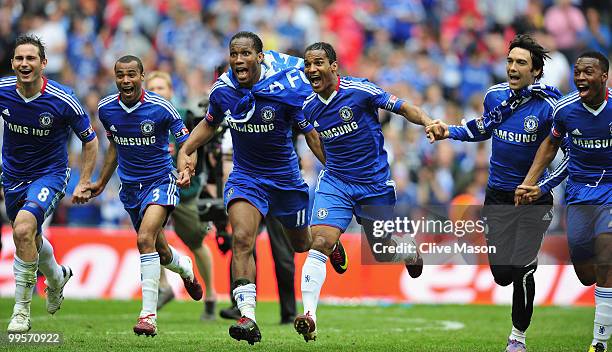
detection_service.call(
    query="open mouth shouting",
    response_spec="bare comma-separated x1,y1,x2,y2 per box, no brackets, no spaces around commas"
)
18,67,33,80
235,67,250,82
121,85,137,99
576,82,590,99
507,73,522,88
308,74,322,90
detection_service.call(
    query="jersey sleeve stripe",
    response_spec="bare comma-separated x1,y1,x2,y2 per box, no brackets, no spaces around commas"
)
145,94,181,119
97,94,119,109
46,84,86,114
552,95,580,118
145,95,181,120
537,155,568,187
209,81,228,96
46,85,85,115
345,81,384,94
340,82,382,95
0,76,17,85
340,84,382,96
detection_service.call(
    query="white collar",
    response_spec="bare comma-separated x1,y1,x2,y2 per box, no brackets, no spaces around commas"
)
119,99,142,113
16,89,41,103
317,90,338,105
582,99,607,116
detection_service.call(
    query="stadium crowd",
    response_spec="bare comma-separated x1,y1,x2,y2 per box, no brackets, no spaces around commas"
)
0,0,609,229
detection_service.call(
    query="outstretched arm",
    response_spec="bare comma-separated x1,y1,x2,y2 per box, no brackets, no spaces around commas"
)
86,141,118,198
72,136,99,204
177,121,217,187
304,129,325,165
515,136,562,205
397,102,436,142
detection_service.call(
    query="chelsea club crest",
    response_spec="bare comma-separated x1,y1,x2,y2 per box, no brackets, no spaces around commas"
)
261,106,275,123
140,120,155,136
38,112,54,128
523,115,538,133
339,106,353,123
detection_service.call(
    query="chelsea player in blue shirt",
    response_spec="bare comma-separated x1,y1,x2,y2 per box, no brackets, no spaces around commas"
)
2,35,98,333
294,42,436,342
89,55,202,337
517,52,611,352
426,34,565,352
177,32,345,345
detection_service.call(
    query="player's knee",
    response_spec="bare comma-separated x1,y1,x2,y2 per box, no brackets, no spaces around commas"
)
310,234,334,255
596,265,612,287
12,220,37,244
232,228,255,255
136,233,156,253
289,230,312,253
490,266,513,286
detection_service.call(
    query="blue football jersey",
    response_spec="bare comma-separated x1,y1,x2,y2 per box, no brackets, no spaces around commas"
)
0,76,96,180
98,90,189,184
449,82,560,191
551,88,612,188
206,79,313,179
302,76,403,184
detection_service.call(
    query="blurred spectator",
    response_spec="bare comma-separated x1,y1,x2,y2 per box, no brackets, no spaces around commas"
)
0,0,607,229
544,0,586,61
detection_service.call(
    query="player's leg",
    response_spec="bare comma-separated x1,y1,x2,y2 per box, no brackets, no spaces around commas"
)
172,198,217,318
155,230,202,301
270,184,311,253
227,199,263,344
482,189,518,287
132,204,170,337
7,172,70,332
508,194,552,351
568,205,598,286
265,215,297,324
296,172,353,342
357,179,423,277
590,204,612,352
156,269,174,310
295,224,342,342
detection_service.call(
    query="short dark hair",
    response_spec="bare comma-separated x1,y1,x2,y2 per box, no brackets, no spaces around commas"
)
230,31,263,53
115,55,144,74
304,42,337,64
508,34,550,80
14,34,46,61
577,51,609,73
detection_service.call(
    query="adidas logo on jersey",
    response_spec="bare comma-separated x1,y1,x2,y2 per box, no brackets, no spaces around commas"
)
542,211,552,221
2,108,9,116
110,125,117,132
313,121,320,127
571,129,582,136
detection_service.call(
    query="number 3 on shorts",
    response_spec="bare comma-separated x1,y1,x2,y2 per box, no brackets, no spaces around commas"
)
37,187,50,202
152,188,160,202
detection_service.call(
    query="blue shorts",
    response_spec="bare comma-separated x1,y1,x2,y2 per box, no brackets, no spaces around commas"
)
224,171,309,229
310,170,396,232
565,182,612,262
2,169,70,234
120,173,179,231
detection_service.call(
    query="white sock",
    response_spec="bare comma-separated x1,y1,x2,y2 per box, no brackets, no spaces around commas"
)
233,283,257,322
139,252,160,317
593,286,612,348
164,246,192,279
509,325,526,344
13,255,38,314
38,236,64,288
301,250,327,322
390,235,417,263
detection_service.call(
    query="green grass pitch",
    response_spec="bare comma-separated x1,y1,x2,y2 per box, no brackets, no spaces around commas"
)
0,297,594,351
